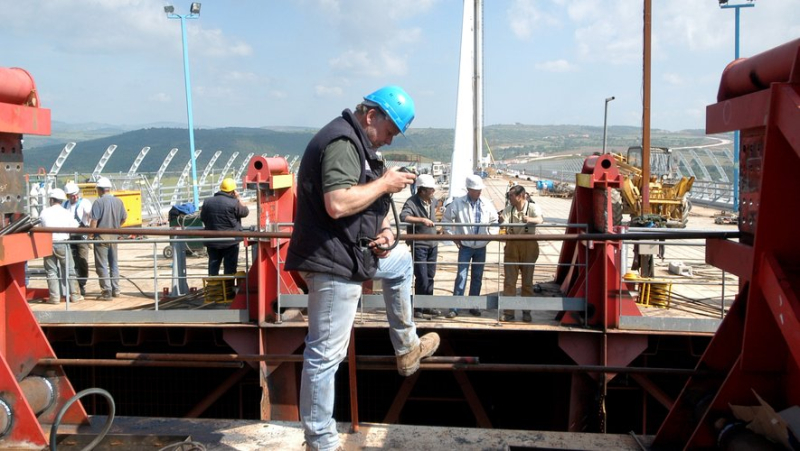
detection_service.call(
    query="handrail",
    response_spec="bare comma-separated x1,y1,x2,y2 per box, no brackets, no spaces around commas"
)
33,226,742,242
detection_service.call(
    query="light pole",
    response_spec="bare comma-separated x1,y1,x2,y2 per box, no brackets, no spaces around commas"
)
165,2,201,208
719,0,754,212
602,96,615,154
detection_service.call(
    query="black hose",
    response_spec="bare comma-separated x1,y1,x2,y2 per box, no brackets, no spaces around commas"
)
372,166,413,252
373,197,403,252
157,441,207,451
49,388,115,451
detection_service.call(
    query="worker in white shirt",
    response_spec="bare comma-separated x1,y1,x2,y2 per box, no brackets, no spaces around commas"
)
39,188,83,304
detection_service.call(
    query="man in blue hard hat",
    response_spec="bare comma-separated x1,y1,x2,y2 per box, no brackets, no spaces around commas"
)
286,86,440,451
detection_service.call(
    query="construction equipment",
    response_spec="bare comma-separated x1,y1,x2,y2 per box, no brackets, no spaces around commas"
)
74,180,143,227
613,146,695,226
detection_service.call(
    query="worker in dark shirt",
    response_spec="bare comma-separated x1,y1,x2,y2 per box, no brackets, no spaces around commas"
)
200,178,249,275
400,173,441,318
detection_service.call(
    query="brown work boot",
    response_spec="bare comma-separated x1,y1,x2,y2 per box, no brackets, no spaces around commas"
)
501,309,515,322
396,332,440,377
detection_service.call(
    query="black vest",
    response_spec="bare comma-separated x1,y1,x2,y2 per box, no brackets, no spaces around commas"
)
286,109,390,281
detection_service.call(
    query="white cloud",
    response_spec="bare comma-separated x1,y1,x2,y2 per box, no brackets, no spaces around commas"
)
564,1,800,65
314,85,344,97
196,85,235,99
662,73,684,86
329,49,408,77
311,0,437,22
149,93,171,102
195,29,253,58
569,0,643,64
684,106,705,122
330,51,375,75
3,0,252,59
223,71,259,83
308,0,430,80
535,59,577,72
507,0,560,40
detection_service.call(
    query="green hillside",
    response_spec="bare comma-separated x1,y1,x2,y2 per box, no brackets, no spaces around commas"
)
22,124,720,175
24,127,317,175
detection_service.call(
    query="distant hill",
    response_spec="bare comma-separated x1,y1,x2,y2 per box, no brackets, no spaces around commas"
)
24,127,318,175
22,123,720,175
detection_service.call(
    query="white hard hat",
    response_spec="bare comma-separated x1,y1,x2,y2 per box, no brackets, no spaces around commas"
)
49,188,67,201
416,174,436,189
466,174,484,190
64,182,79,195
96,177,112,189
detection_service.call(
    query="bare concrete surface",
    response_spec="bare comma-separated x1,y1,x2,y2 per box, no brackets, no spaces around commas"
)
62,416,653,450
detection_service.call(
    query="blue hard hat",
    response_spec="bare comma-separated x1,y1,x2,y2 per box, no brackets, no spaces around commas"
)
364,85,415,134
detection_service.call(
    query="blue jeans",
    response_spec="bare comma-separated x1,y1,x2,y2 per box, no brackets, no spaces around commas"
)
412,244,438,296
453,245,487,297
300,247,418,451
93,240,119,294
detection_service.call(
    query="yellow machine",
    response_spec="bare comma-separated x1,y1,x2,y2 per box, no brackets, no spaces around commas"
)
76,182,142,227
612,146,695,226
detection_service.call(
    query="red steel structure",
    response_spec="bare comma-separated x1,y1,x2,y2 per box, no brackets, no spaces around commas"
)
554,153,648,432
5,39,800,447
0,67,88,448
226,155,306,420
655,38,800,449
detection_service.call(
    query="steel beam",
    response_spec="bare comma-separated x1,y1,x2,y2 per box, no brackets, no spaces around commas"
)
90,145,117,181
702,148,729,182
215,152,239,188
152,147,179,190
121,146,151,190
47,142,76,179
234,153,254,184
171,149,202,206
688,149,713,181
198,150,222,195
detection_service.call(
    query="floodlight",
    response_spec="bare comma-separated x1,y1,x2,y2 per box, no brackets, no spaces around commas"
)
190,2,201,14
164,5,174,13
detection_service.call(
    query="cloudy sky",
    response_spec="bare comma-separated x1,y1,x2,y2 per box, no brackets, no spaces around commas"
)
4,0,798,132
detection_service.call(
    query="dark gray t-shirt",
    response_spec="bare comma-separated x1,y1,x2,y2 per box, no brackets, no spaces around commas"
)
91,194,127,240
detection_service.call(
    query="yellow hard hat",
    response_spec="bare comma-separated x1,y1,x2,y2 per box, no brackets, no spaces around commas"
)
220,178,236,192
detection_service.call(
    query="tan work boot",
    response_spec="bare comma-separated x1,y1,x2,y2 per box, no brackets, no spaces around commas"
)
396,332,440,377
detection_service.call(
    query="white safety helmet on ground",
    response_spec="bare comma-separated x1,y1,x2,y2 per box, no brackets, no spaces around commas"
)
64,182,80,196
96,177,112,189
49,188,67,201
416,174,436,189
465,174,485,190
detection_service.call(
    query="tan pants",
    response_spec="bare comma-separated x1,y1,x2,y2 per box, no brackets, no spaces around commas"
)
503,239,539,315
